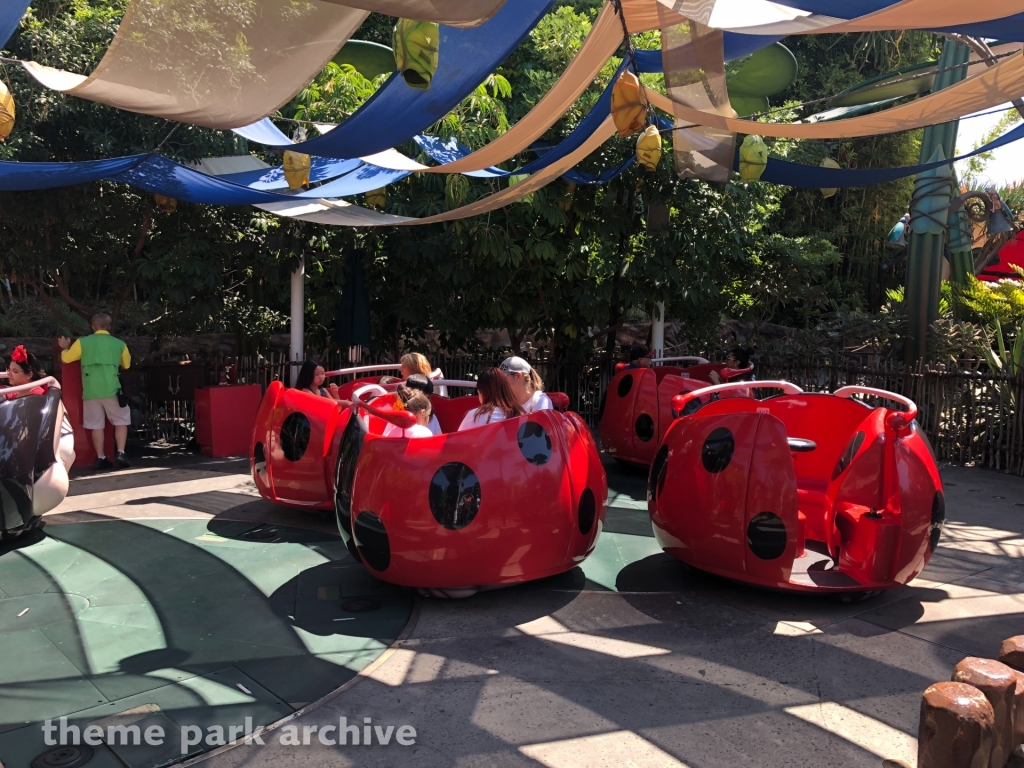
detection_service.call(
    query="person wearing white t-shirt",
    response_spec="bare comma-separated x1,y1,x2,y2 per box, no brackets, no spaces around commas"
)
457,367,525,432
499,355,553,413
382,385,435,439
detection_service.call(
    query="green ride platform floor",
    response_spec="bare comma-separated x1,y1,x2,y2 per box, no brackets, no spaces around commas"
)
576,457,668,593
0,519,412,768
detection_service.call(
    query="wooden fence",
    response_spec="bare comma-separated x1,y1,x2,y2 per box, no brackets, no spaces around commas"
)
128,350,1024,475
759,356,1024,475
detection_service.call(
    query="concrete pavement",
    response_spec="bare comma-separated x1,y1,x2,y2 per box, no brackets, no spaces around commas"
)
26,459,1024,768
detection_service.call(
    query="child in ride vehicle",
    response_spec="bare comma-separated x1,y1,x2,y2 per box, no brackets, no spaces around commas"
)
383,384,435,438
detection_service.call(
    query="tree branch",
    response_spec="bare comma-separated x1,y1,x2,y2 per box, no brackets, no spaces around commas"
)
110,199,153,330
588,320,624,341
48,269,94,320
22,276,83,334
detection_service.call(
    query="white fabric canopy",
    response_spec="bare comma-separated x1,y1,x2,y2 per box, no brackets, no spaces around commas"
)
188,156,271,176
623,0,1024,34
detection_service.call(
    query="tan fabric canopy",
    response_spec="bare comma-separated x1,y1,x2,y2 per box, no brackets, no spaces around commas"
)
318,0,508,28
23,0,368,129
622,0,687,32
645,50,1024,138
660,9,736,182
257,116,617,226
422,2,623,173
821,0,1024,33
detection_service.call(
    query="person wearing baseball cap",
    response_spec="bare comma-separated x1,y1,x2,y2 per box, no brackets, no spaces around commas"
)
499,355,553,413
627,344,654,369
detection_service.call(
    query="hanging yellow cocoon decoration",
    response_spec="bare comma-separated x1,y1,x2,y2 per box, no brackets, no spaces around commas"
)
636,125,662,172
283,151,311,190
738,135,768,183
0,80,15,141
819,157,840,199
153,194,177,213
611,71,646,138
394,19,440,90
365,187,387,208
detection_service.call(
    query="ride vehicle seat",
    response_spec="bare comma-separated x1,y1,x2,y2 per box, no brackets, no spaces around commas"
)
759,395,888,556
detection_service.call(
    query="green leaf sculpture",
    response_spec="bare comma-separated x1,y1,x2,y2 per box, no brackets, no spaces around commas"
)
332,40,396,80
394,19,440,90
726,43,798,117
830,60,937,108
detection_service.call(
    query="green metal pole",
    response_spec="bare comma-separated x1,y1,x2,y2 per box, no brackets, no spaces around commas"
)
905,39,970,364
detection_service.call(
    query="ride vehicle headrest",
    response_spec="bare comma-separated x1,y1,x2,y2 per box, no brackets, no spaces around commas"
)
721,365,754,381
548,392,570,411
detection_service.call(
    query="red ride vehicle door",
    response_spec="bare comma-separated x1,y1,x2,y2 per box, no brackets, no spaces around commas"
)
268,389,338,505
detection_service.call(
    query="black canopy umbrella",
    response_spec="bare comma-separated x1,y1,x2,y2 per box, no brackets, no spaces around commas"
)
333,251,373,353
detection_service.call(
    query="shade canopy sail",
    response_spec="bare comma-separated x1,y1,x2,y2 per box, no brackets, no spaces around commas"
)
415,2,623,174
319,0,508,28
256,115,616,226
649,0,1024,35
621,0,1024,39
2,109,1024,221
22,0,369,130
0,156,148,191
0,1,30,49
237,0,554,159
647,50,1024,139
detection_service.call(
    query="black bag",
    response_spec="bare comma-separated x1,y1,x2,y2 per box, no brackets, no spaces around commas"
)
116,376,129,408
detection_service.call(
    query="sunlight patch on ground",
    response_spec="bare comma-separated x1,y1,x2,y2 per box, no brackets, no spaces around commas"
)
940,522,1024,559
516,616,670,659
519,730,690,768
785,702,917,763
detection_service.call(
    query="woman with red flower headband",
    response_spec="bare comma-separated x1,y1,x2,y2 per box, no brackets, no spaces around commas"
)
4,345,48,399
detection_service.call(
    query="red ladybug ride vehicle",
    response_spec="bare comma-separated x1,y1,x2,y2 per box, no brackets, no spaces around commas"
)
598,356,754,466
648,381,944,595
250,370,607,595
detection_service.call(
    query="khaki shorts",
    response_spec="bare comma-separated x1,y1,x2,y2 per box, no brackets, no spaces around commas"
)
83,397,131,430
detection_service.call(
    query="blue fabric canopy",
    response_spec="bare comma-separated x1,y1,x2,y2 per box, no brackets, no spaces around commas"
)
312,164,411,196
758,121,1024,188
0,1,30,49
218,158,363,189
0,155,148,191
112,155,415,204
234,0,553,159
631,36,782,72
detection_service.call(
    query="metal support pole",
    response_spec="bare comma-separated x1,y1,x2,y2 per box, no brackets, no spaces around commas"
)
905,38,970,365
652,302,665,357
289,256,305,386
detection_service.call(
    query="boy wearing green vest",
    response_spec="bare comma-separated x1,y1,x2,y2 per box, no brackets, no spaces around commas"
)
58,313,132,470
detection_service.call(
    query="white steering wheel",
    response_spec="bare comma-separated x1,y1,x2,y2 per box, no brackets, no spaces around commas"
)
353,384,388,402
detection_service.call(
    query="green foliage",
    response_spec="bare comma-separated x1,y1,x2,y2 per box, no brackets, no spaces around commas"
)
726,234,841,331
953,274,1024,328
769,31,939,314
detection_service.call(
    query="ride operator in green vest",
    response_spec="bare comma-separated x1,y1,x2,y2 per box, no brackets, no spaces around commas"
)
58,313,132,470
